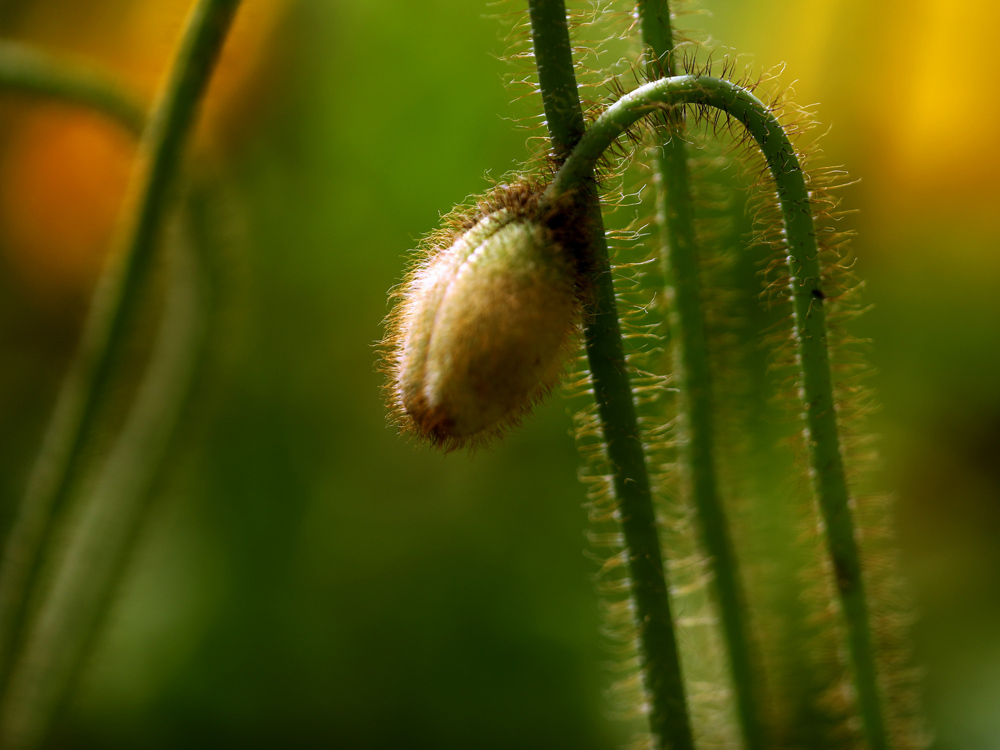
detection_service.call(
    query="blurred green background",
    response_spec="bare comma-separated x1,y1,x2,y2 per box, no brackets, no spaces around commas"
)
0,0,998,747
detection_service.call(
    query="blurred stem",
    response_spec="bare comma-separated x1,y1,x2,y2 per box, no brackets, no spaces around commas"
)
0,41,145,134
0,0,242,697
634,3,767,748
0,203,206,750
527,2,695,749
547,72,889,750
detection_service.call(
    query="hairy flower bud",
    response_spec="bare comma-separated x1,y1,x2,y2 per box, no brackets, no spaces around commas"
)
384,208,580,449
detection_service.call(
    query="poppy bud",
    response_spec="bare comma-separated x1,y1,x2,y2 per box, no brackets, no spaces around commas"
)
385,209,580,448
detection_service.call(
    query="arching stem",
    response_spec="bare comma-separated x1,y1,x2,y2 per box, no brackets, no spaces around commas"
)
545,73,888,750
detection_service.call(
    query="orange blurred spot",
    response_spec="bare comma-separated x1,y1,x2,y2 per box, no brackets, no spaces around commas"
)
0,106,136,300
0,0,289,303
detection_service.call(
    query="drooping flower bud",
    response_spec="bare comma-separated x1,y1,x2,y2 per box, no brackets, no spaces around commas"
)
384,204,581,449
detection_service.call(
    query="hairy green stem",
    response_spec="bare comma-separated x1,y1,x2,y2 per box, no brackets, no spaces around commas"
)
527,2,694,748
0,41,145,134
0,0,242,696
634,3,766,747
547,73,888,750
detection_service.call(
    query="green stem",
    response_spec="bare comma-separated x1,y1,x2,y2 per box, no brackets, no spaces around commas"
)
0,206,205,750
0,0,242,695
547,73,888,750
526,3,694,749
634,3,767,748
0,41,145,134
636,0,677,72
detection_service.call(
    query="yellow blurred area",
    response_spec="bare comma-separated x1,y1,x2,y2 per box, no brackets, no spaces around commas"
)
0,0,289,303
748,0,1000,217
882,0,1000,206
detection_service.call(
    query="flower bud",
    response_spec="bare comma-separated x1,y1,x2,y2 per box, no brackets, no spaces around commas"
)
386,209,579,448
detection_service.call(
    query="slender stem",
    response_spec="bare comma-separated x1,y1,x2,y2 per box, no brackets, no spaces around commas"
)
0,41,145,134
526,3,694,748
547,73,888,750
526,0,587,159
635,0,677,73
0,209,205,750
634,3,767,748
0,0,242,695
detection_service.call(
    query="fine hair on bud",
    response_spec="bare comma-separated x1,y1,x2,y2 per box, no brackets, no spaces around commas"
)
381,180,587,450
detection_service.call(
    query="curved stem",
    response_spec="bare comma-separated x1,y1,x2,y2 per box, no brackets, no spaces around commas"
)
635,4,767,748
0,0,242,695
547,73,888,750
526,2,695,749
0,207,205,750
0,41,145,134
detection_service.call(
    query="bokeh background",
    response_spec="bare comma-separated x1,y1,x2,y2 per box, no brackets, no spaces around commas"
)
0,0,997,747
